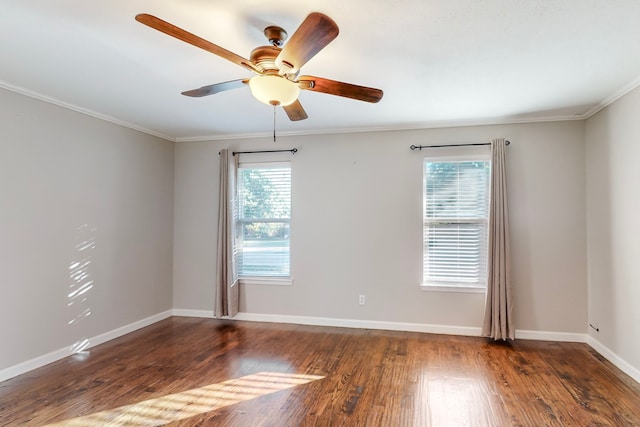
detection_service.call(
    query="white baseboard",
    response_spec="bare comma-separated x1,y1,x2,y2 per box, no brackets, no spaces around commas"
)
587,335,640,383
5,309,638,388
172,308,214,318
176,311,640,385
0,310,172,383
0,346,72,384
85,310,173,349
173,309,480,336
234,312,484,336
515,329,587,343
173,310,594,342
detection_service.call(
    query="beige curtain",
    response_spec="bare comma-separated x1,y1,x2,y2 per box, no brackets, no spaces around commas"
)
214,149,239,318
482,138,514,340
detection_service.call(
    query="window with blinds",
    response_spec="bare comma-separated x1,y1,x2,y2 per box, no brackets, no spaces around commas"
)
237,163,291,277
423,157,491,288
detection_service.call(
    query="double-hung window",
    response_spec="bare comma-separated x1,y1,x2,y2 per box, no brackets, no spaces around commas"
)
236,162,291,283
422,152,491,291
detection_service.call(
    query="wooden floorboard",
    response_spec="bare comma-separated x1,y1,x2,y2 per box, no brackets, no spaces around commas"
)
1,317,639,426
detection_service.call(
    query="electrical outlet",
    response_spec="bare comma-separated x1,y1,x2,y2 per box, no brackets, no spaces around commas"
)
359,295,365,305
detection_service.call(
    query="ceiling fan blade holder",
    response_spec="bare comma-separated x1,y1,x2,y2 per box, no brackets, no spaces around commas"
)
275,13,339,75
181,79,249,97
135,14,259,74
283,99,308,121
298,76,383,103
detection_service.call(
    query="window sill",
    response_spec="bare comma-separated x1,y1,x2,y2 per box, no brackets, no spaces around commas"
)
239,277,293,286
420,284,486,294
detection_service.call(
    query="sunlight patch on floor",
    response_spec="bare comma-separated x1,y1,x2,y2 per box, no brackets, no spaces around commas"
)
419,374,498,426
44,372,324,426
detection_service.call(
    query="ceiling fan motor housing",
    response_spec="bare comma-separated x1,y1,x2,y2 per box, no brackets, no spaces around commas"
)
250,45,281,72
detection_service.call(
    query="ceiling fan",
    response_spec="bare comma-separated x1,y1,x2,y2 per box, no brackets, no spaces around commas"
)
135,12,383,121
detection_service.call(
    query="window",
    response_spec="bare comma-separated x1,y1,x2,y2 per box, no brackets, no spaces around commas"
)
422,154,491,291
236,162,291,281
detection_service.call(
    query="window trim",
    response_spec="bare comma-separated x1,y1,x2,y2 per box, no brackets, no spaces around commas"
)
419,284,486,293
420,149,491,293
239,277,293,286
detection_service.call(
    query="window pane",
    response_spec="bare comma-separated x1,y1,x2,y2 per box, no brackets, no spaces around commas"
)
238,222,290,276
425,161,490,219
237,164,291,278
423,159,490,287
424,223,488,285
238,168,291,220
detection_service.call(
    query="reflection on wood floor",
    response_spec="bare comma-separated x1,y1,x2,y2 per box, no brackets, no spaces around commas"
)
1,317,639,426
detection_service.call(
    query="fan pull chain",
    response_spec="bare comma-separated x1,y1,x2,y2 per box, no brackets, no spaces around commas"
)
273,105,277,142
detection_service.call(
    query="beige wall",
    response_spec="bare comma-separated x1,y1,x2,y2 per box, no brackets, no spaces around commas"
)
0,88,174,371
6,79,640,380
173,121,587,334
586,86,640,374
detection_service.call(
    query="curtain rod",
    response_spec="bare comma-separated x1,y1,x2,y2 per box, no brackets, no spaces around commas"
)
232,148,298,156
410,141,510,151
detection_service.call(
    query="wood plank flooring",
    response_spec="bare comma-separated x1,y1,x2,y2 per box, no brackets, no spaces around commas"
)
1,317,640,426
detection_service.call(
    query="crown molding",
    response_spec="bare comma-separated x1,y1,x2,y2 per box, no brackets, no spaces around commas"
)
0,81,176,142
581,74,640,119
175,114,585,143
5,72,640,144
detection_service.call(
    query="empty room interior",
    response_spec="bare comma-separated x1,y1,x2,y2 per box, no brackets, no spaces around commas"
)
1,1,640,425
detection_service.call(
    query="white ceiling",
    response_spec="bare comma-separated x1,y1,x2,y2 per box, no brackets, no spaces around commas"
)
2,0,640,142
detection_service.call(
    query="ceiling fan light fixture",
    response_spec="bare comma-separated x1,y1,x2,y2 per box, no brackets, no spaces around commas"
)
249,74,300,106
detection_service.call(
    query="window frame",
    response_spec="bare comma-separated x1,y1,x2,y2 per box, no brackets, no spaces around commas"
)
420,150,491,293
236,160,293,286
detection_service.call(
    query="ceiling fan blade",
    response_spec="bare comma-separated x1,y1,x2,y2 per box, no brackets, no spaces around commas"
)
275,13,339,74
298,76,383,103
283,99,308,121
135,14,259,73
181,79,248,97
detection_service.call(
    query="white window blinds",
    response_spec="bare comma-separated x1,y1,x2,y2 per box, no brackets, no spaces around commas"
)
423,158,491,287
237,163,291,277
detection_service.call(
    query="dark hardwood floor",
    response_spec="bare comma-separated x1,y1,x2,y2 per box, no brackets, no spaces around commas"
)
1,317,639,426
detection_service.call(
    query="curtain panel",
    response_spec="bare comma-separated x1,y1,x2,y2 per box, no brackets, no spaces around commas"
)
482,138,514,340
214,149,239,318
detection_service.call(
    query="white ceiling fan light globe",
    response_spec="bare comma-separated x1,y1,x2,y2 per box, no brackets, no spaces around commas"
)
248,74,300,106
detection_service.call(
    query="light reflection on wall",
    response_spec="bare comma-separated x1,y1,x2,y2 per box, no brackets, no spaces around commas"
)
67,224,96,355
43,372,324,426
